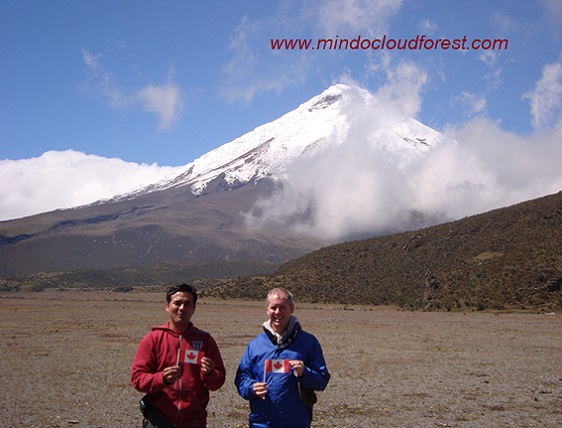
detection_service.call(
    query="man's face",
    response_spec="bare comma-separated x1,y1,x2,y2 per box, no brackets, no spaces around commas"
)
166,291,195,331
266,292,294,335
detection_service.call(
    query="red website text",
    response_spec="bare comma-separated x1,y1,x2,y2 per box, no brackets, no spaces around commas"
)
271,35,509,51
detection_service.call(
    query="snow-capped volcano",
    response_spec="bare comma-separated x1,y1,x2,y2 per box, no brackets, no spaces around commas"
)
133,84,442,198
0,84,448,278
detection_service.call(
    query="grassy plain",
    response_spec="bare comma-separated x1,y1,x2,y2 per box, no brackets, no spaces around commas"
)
1,291,560,427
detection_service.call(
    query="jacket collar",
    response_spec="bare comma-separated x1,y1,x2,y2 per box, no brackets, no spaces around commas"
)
262,315,301,348
153,321,195,336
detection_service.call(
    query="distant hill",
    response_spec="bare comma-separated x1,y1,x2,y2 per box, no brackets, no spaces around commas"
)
206,191,562,312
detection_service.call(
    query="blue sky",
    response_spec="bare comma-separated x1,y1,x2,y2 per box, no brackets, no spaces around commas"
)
1,0,562,221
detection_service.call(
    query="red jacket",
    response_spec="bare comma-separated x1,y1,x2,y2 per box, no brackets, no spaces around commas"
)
131,322,226,427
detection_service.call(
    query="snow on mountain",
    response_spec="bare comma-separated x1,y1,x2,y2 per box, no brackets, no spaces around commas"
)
130,84,442,198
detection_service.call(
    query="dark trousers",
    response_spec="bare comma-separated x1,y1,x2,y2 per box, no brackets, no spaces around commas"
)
139,394,206,428
142,417,206,428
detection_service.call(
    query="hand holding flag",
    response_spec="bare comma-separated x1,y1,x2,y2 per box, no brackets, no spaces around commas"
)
263,359,291,386
260,359,295,396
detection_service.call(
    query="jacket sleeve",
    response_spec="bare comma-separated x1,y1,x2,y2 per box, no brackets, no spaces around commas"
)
234,345,258,400
300,336,330,392
131,333,167,393
201,335,226,392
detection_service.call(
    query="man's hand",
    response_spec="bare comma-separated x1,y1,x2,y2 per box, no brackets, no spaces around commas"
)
163,365,180,385
289,360,305,377
201,357,215,376
253,382,269,399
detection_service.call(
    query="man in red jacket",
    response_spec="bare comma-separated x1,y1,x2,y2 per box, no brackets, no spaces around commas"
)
132,284,226,428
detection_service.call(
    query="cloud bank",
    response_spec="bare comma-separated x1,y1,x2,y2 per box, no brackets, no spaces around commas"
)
0,150,179,221
244,71,562,242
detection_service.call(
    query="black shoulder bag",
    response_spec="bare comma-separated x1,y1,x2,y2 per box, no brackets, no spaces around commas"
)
298,382,317,406
139,395,174,428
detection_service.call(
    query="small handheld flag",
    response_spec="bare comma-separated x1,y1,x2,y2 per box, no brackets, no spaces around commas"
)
265,359,291,374
178,349,205,365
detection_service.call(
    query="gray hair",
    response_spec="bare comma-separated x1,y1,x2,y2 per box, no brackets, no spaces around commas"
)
266,287,294,306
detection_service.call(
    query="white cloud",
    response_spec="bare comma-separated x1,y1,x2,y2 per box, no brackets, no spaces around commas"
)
221,0,403,103
81,49,183,130
523,61,562,130
413,118,562,219
314,0,403,36
137,82,183,131
490,11,515,35
221,16,303,104
453,91,487,116
420,19,437,34
0,150,180,221
479,50,497,67
540,0,562,29
244,86,562,242
451,52,502,121
81,49,128,108
374,61,428,118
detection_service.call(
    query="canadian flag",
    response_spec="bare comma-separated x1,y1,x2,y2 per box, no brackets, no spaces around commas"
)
265,359,291,373
179,349,205,365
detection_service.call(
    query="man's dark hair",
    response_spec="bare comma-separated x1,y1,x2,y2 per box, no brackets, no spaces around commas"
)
166,283,198,306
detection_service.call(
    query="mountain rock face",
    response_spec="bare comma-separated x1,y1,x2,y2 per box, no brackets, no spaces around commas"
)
0,84,442,278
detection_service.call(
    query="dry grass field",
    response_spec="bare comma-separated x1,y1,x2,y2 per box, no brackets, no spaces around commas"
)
1,291,560,427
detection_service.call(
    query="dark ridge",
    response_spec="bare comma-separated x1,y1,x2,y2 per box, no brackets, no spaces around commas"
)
206,191,562,312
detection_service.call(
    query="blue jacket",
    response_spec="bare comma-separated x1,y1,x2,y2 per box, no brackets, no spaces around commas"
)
235,321,330,428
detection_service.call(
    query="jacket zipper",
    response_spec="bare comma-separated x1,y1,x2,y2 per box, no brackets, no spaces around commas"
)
175,334,182,426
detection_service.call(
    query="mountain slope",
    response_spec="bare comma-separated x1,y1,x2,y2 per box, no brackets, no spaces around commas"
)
0,177,320,277
207,190,562,312
115,84,441,199
0,84,444,279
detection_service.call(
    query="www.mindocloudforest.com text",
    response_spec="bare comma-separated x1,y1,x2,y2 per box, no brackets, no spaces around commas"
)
271,35,509,51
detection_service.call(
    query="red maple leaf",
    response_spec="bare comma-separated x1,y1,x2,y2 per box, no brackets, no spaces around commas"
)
187,352,196,359
274,361,283,370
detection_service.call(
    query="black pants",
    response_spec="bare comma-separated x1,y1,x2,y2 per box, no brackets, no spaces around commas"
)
142,417,206,428
139,394,206,428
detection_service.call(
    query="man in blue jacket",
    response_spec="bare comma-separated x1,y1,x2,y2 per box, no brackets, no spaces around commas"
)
235,287,330,428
